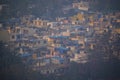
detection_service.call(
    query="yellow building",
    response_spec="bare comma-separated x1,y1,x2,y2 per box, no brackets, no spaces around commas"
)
33,18,48,27
47,38,54,42
114,28,120,34
71,13,84,21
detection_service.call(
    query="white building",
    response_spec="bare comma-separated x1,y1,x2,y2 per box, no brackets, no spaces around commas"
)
72,1,89,11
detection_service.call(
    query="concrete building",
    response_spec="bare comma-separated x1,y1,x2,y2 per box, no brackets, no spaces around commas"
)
72,1,89,11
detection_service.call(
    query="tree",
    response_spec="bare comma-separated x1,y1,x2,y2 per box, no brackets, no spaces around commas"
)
87,30,120,79
0,41,26,80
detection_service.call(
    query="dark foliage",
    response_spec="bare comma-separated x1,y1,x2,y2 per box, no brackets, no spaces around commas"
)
1,0,120,21
0,41,26,80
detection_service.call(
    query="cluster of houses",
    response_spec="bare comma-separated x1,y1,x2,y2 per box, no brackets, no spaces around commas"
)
0,0,120,75
4,14,89,74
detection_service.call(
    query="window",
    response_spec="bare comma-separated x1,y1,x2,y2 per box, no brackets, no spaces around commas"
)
47,71,49,74
17,29,20,33
23,30,28,34
11,35,15,39
19,43,21,47
38,41,40,44
17,35,21,39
